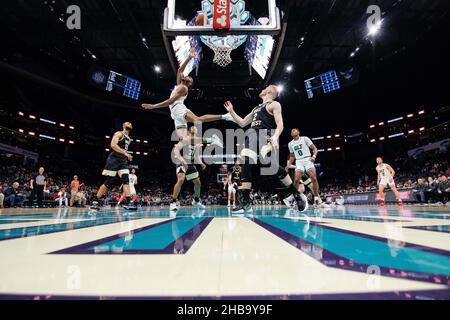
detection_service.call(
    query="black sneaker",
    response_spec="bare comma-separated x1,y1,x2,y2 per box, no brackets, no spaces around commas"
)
232,204,253,215
89,201,100,211
293,193,309,213
123,204,138,211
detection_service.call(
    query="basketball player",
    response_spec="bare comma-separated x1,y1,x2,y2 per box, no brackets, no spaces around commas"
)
223,168,237,207
223,85,308,214
376,157,403,206
285,128,325,208
141,48,234,142
117,168,138,206
90,122,136,211
170,125,207,211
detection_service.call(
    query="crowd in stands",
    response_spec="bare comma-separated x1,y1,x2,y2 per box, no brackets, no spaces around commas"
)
1,148,449,208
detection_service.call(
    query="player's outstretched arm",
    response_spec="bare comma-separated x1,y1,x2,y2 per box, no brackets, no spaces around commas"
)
142,85,188,110
223,101,253,128
177,48,195,84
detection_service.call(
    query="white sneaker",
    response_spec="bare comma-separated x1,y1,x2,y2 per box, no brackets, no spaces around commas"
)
192,199,206,209
222,113,237,123
210,134,223,148
169,202,178,211
283,195,295,208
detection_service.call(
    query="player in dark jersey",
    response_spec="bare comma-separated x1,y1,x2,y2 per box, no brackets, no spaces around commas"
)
171,125,207,211
223,85,308,214
90,122,136,211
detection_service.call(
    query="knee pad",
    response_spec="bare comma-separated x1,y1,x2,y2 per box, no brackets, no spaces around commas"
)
121,174,129,184
104,177,116,189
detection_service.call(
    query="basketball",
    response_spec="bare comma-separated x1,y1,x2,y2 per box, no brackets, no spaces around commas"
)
195,13,205,26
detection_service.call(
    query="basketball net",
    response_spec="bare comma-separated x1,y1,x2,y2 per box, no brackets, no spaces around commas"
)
211,46,233,67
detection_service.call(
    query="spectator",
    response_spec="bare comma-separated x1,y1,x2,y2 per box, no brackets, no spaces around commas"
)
412,177,428,203
0,183,4,208
4,182,26,207
436,175,450,204
29,167,47,208
69,175,83,207
56,187,68,207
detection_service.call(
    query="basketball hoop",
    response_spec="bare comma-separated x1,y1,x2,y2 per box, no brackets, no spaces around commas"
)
203,37,242,67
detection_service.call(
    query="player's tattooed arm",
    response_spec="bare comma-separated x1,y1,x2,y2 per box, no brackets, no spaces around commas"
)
223,101,253,127
142,86,188,110
111,132,132,161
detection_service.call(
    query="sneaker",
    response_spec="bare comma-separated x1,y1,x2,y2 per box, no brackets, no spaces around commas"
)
123,204,138,211
232,204,253,215
380,200,385,207
283,195,295,208
89,201,100,211
221,113,237,123
210,134,223,148
398,201,403,207
192,199,206,209
293,193,309,213
169,202,178,211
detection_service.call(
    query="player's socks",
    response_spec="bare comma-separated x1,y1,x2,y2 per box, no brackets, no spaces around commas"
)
398,200,403,206
170,199,178,211
380,200,385,206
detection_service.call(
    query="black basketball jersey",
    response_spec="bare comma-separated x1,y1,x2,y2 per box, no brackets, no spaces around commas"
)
231,165,241,181
250,102,276,130
112,132,131,157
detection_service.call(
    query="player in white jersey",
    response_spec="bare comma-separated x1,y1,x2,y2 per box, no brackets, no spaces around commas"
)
117,168,138,207
141,48,234,142
223,171,237,207
285,128,324,208
376,157,403,206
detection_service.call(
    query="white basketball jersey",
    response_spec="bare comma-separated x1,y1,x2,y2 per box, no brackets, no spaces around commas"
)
288,136,313,160
169,85,187,107
376,163,392,179
129,174,137,186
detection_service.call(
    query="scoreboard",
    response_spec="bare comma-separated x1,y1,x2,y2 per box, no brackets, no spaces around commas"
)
304,70,341,99
106,71,141,100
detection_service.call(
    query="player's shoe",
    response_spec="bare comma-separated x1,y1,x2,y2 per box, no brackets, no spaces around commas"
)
192,199,206,209
89,201,100,211
123,203,138,211
232,204,253,215
221,113,237,124
283,194,295,208
380,200,385,207
169,202,178,211
293,193,309,213
398,200,403,207
210,134,223,148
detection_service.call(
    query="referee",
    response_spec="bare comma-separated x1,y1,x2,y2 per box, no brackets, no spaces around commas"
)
29,167,46,208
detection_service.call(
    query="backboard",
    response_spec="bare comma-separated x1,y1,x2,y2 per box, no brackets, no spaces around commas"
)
163,0,281,36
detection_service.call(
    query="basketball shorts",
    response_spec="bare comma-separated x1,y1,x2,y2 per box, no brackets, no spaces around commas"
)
130,185,137,195
228,185,236,194
102,154,129,177
379,178,396,188
170,103,191,129
176,164,199,181
295,158,315,173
